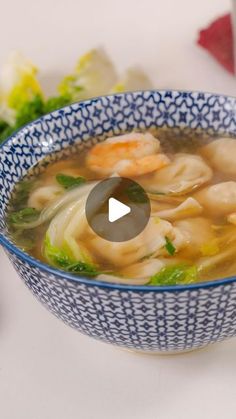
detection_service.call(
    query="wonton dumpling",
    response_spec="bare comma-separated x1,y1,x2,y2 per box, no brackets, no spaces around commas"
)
202,138,236,175
96,273,150,285
153,197,202,221
121,259,164,279
48,205,170,268
28,185,64,210
45,179,123,263
228,213,236,225
196,181,236,215
142,153,212,195
89,218,186,267
174,217,215,257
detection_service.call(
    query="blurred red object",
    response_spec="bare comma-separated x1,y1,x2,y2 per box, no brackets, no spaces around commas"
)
198,13,234,74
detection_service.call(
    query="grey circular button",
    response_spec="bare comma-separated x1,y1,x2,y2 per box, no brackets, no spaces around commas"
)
85,177,150,242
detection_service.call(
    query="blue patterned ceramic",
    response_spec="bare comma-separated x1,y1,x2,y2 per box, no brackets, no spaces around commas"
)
1,90,236,354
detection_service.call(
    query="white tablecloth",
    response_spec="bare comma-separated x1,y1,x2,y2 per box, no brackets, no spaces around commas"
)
1,1,236,418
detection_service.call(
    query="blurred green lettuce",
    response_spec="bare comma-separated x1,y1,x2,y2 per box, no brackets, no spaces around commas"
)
0,49,152,144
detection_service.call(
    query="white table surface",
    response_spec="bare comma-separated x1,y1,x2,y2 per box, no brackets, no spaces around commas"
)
1,1,236,418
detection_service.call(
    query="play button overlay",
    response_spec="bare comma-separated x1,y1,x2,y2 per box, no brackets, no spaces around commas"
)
85,177,150,242
108,198,131,222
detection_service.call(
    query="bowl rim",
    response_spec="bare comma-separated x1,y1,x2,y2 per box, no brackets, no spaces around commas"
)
1,88,236,293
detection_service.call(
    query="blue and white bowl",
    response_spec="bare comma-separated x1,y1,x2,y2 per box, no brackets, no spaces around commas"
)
1,90,236,354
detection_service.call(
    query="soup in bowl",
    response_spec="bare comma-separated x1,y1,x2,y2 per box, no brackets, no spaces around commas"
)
1,90,236,353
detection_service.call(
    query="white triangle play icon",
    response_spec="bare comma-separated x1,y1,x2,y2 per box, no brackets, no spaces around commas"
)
108,197,131,223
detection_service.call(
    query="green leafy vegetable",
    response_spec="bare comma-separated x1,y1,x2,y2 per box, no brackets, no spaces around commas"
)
149,264,198,286
44,235,99,277
10,180,35,210
0,95,72,143
59,76,84,99
0,96,45,143
2,51,43,112
8,207,40,225
44,235,72,268
56,173,86,189
0,48,152,145
15,95,45,127
58,48,117,101
65,261,99,276
10,228,36,251
0,125,16,142
126,183,148,203
44,95,71,113
164,236,176,256
0,120,8,134
0,52,74,144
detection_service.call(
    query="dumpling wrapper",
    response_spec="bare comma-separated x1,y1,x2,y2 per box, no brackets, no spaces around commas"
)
21,181,98,230
121,259,165,278
141,153,212,195
47,204,184,268
201,138,236,175
46,178,121,262
97,259,164,284
174,217,215,257
228,213,236,225
195,181,236,215
153,197,203,221
96,274,149,285
28,185,64,211
89,218,187,267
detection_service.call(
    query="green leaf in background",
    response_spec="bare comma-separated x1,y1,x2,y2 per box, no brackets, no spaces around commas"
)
0,48,153,144
44,95,72,113
8,207,40,225
3,51,43,112
56,173,86,189
0,120,8,134
15,94,45,127
59,75,84,99
164,236,176,256
0,95,72,143
149,264,198,286
58,48,117,101
0,95,45,143
0,125,16,142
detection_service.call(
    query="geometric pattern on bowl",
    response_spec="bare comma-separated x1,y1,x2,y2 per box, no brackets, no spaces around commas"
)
1,90,236,352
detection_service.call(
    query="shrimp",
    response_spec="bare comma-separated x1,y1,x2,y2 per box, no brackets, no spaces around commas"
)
86,132,170,177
